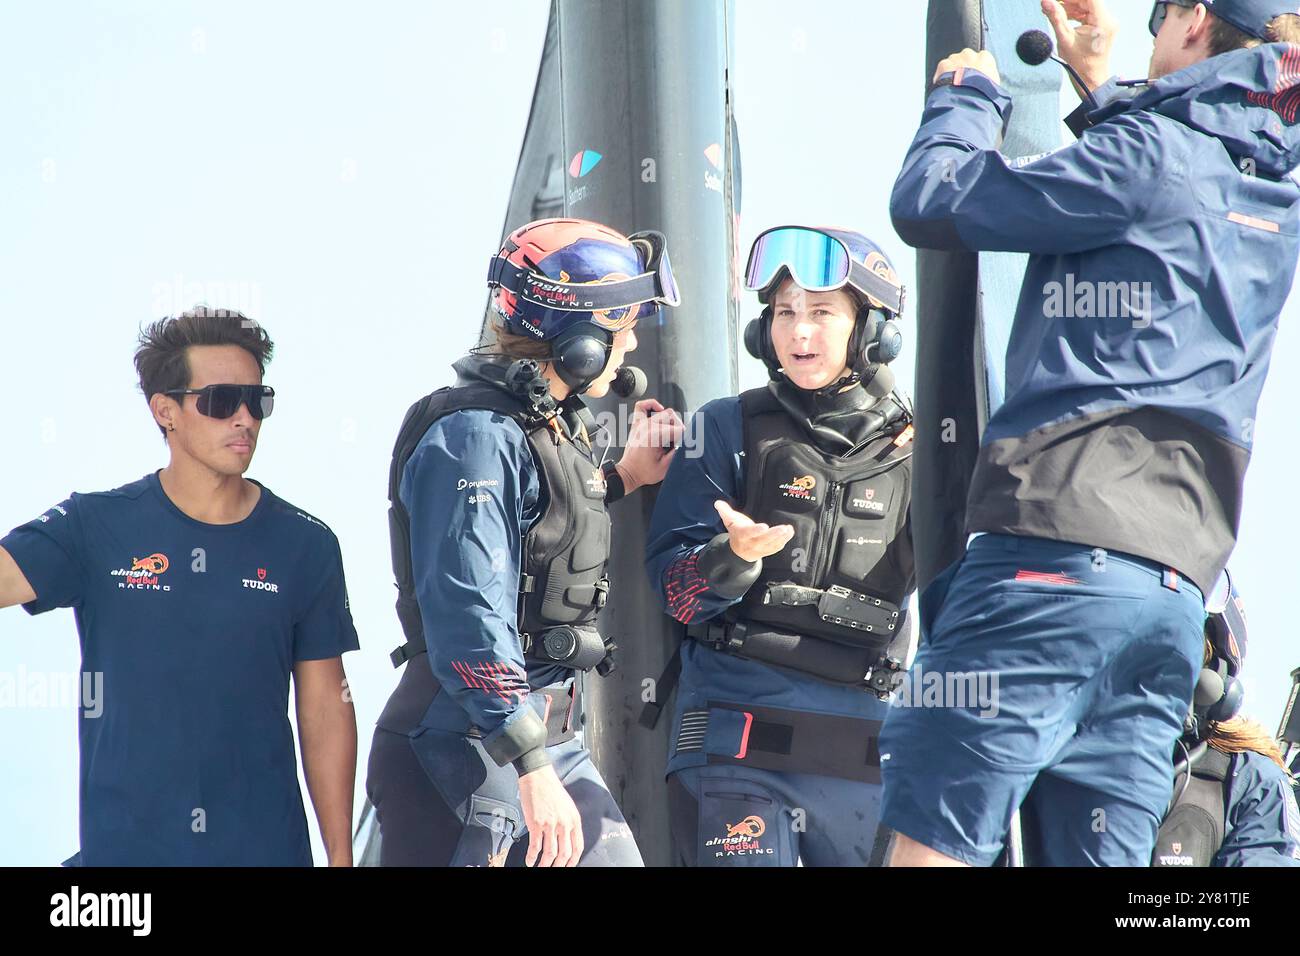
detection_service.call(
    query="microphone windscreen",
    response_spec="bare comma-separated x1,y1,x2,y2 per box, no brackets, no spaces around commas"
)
1016,29,1054,67
611,365,647,399
863,363,896,399
1195,669,1225,709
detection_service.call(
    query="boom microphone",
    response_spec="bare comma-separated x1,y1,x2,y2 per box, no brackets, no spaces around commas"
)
1015,29,1053,67
863,363,896,400
1016,29,1099,112
610,365,647,399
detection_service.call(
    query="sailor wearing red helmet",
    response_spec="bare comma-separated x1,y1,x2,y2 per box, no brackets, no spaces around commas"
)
366,218,683,866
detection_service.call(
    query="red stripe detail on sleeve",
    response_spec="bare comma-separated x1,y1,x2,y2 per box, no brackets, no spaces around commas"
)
451,659,530,704
665,553,712,625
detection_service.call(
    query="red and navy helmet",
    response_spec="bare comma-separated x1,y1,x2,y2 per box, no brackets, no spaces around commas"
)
488,218,677,342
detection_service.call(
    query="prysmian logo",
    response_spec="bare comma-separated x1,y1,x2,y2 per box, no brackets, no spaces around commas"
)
1042,274,1153,328
49,886,151,936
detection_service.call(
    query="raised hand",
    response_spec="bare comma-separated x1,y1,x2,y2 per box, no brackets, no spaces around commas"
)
714,500,795,564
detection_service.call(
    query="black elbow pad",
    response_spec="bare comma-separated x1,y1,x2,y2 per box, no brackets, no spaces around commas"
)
696,532,763,600
482,708,551,774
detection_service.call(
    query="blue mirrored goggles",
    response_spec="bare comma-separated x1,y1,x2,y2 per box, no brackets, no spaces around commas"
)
744,226,905,315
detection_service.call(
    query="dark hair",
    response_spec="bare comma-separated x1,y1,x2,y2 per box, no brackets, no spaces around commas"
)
1208,12,1300,56
480,314,555,361
135,306,275,437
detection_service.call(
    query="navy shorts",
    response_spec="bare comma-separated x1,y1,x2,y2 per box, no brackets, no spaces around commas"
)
878,533,1206,866
668,764,888,867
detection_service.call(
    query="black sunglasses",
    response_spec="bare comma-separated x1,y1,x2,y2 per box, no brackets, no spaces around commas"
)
165,384,275,420
1149,0,1198,37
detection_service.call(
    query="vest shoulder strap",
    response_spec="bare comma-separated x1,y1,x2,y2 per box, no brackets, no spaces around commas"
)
388,381,533,511
738,386,781,511
1191,747,1233,783
1152,748,1233,866
387,381,534,665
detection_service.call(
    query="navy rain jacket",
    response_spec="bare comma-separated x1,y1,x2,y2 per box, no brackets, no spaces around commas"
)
891,46,1300,590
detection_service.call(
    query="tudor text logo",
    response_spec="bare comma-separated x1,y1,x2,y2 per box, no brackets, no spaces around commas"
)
851,487,885,513
242,567,280,593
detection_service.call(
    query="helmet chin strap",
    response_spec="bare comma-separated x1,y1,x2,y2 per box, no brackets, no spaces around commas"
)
811,367,861,397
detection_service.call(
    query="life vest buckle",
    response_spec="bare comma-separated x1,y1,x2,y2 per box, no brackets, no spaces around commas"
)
866,656,906,701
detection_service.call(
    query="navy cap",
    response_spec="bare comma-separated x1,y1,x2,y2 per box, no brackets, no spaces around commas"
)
1203,0,1300,39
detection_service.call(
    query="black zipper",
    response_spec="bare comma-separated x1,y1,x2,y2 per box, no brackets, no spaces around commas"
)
811,479,842,586
809,436,910,588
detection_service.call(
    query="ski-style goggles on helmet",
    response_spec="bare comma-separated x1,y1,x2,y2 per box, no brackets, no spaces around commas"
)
487,229,681,330
1204,567,1234,615
164,384,275,420
1204,568,1246,674
745,225,906,316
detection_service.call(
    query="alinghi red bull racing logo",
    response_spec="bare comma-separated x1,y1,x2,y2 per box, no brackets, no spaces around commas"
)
110,553,171,591
704,814,774,858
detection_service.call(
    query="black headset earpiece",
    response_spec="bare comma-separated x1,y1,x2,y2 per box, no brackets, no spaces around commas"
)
848,305,881,373
876,318,903,364
743,314,764,361
1206,660,1244,724
745,306,782,378
1189,658,1244,739
552,325,613,392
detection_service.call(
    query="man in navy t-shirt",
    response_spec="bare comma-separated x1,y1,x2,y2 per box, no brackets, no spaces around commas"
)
0,307,360,866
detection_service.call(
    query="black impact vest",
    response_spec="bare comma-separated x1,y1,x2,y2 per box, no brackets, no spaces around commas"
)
703,386,915,685
1152,747,1231,867
386,377,612,671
